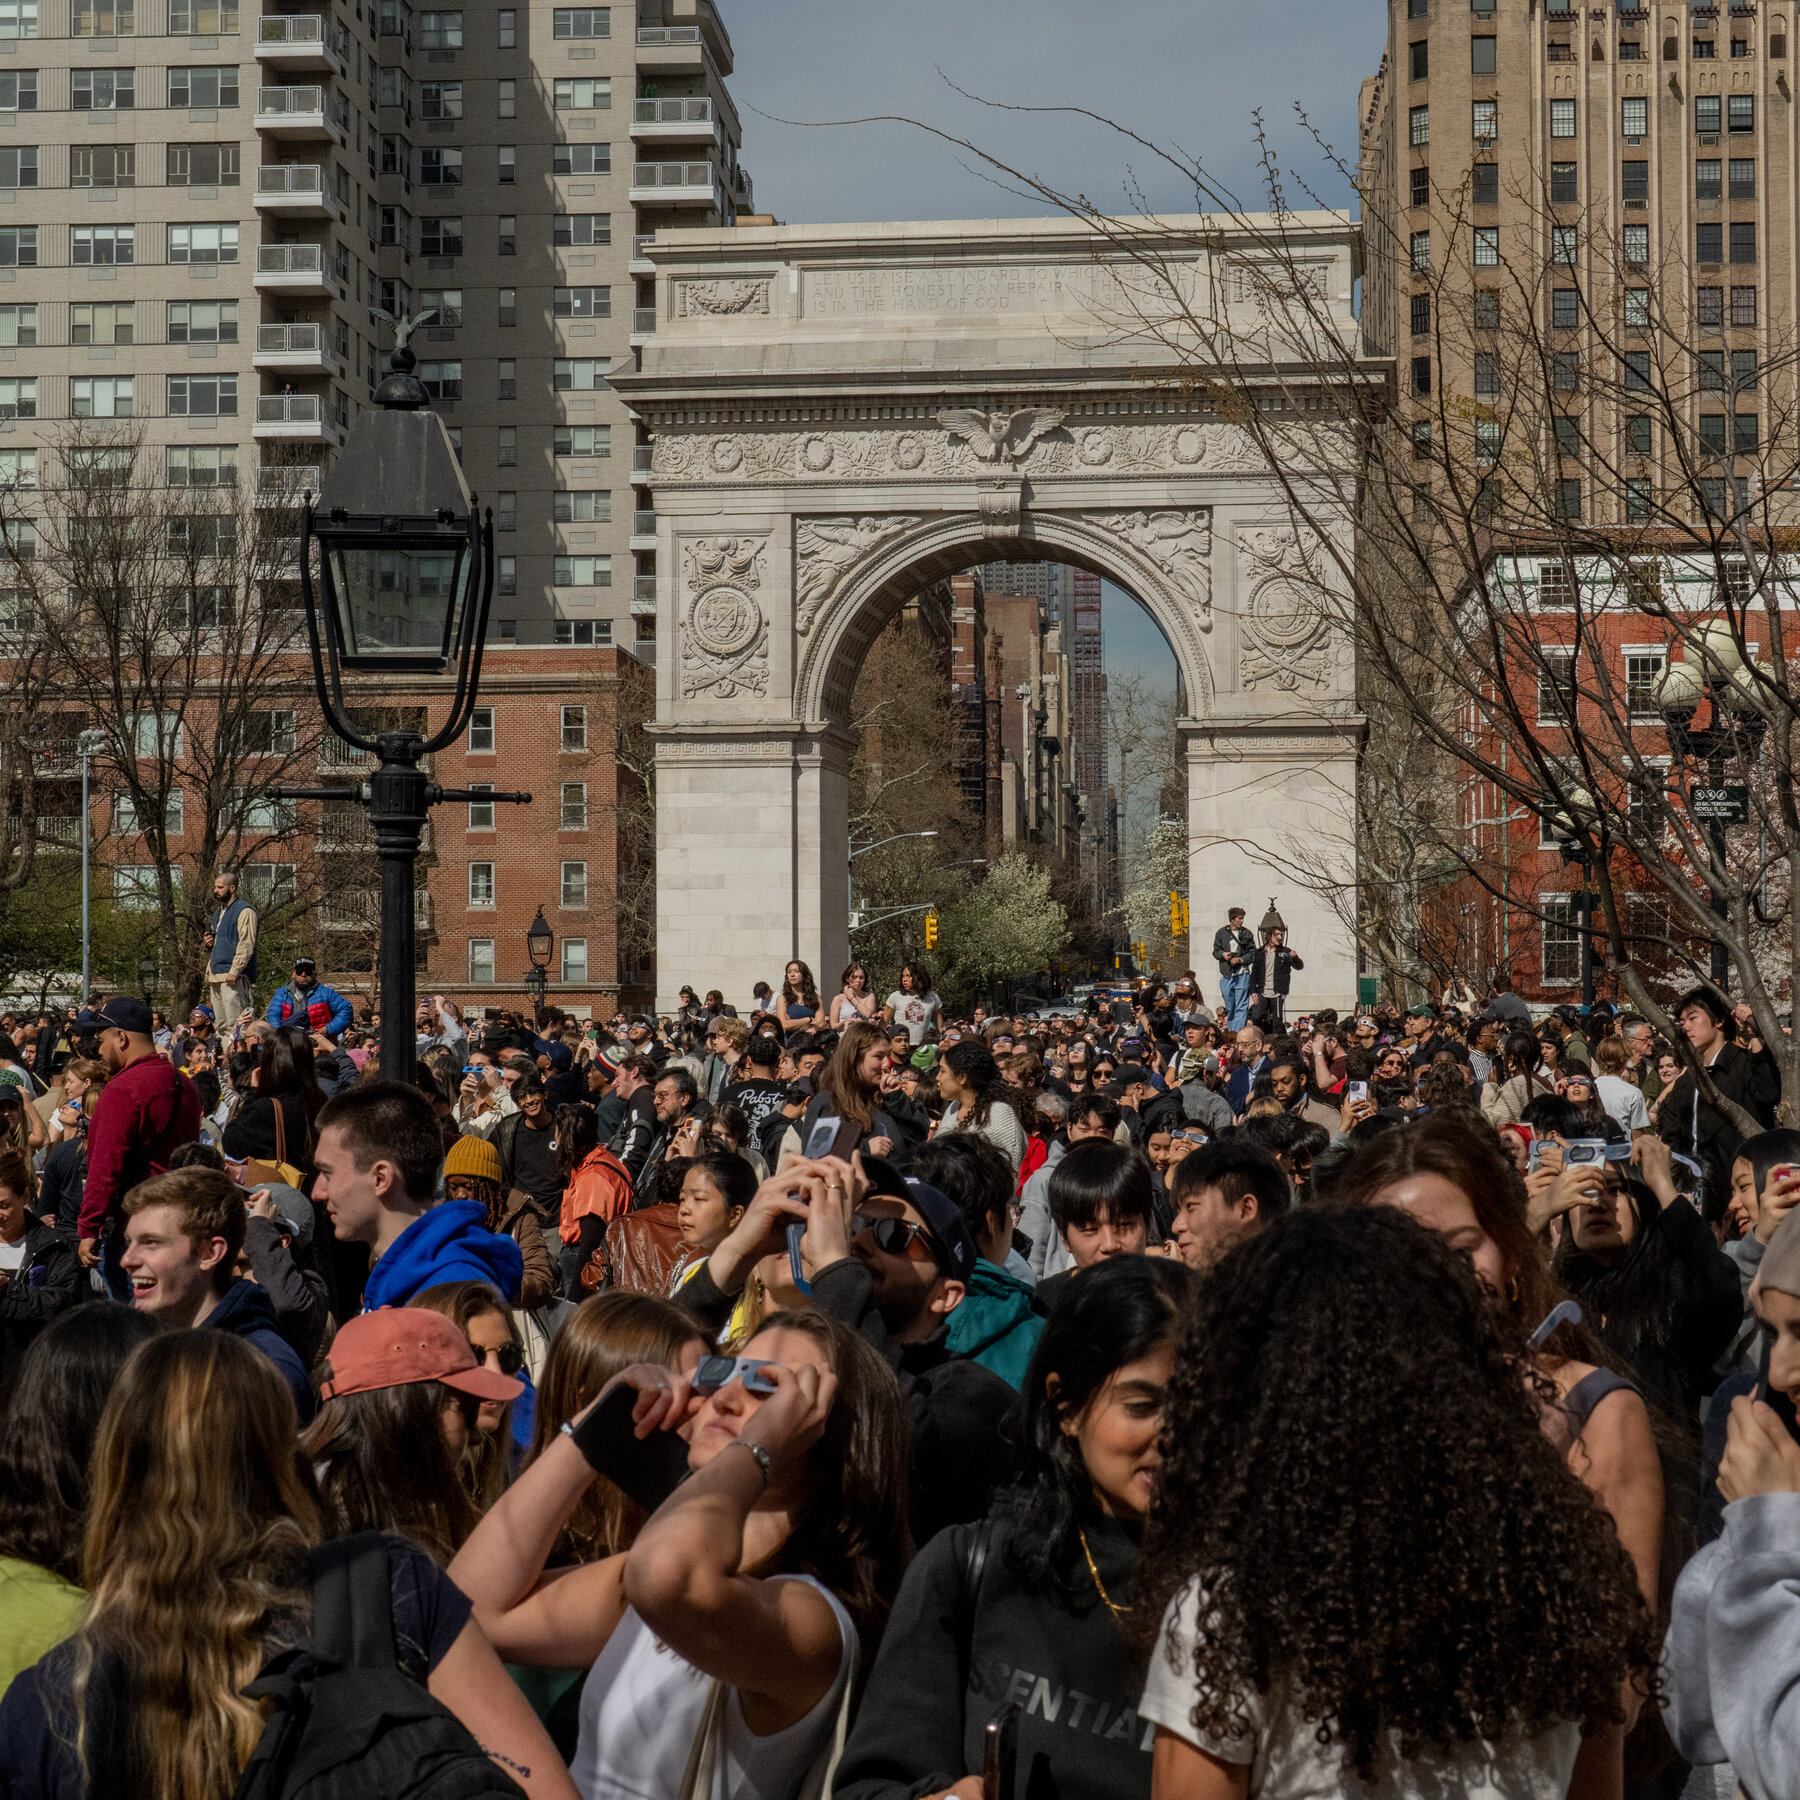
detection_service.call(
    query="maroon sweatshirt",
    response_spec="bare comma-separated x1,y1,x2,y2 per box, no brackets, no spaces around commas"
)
78,1053,204,1239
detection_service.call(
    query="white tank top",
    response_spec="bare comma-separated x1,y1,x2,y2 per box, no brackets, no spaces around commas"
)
570,1575,857,1800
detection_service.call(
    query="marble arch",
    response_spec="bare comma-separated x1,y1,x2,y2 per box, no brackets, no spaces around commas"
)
612,215,1370,1011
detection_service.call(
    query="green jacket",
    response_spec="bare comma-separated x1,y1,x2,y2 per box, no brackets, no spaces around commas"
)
944,1258,1045,1392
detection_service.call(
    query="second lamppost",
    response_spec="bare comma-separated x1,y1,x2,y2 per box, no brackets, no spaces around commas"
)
525,906,554,1022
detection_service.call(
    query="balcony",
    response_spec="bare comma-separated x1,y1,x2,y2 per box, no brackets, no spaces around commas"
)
630,96,720,144
254,242,345,297
631,574,656,610
255,14,348,75
729,163,752,209
317,812,432,854
630,509,656,550
6,815,82,850
632,444,654,474
261,535,305,574
629,231,656,274
635,21,709,75
254,162,346,221
320,889,433,930
255,84,347,141
629,160,722,207
630,306,656,343
254,321,340,376
254,392,341,444
254,464,320,506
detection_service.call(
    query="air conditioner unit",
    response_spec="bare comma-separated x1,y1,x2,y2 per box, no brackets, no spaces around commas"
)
1700,260,1723,271
1699,133,1721,144
1626,133,1644,144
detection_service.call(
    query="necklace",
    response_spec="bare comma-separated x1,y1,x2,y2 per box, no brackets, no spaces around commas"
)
1079,1526,1130,1620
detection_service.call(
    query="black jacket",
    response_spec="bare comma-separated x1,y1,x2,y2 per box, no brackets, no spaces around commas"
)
1211,924,1253,973
40,1136,87,1240
1658,1040,1781,1220
242,1212,330,1368
1248,943,1303,997
673,1255,1017,1544
608,1087,658,1182
0,1222,82,1384
833,1512,1151,1800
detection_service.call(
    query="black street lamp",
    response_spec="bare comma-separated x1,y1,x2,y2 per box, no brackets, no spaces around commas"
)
272,338,531,1075
1542,787,1602,1018
1656,624,1770,990
137,955,157,999
524,906,553,1019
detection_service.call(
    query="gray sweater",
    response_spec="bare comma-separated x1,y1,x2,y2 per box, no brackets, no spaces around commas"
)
1721,1231,1766,1378
1667,1490,1800,1791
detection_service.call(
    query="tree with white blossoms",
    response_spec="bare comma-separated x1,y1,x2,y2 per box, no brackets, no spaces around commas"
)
1121,817,1189,963
938,851,1070,1006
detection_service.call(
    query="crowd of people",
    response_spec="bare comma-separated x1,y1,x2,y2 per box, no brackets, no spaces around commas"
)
1,930,1799,1800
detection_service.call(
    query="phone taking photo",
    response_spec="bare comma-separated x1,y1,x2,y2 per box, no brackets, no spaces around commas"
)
983,1703,1021,1800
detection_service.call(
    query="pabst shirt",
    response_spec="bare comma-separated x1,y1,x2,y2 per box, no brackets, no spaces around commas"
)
887,990,942,1044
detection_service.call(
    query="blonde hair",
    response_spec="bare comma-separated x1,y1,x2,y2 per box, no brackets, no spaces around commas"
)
73,1331,319,1800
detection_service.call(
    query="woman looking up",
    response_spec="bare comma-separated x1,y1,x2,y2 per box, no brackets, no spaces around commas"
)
834,1256,1194,1800
1137,1206,1657,1799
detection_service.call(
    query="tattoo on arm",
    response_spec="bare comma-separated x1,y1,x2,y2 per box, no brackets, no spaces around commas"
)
479,1745,533,1779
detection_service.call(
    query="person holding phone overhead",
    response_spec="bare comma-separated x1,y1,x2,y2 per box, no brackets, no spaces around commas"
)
447,1310,910,1800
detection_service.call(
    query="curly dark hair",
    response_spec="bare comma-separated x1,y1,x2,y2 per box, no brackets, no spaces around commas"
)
1135,1206,1657,1783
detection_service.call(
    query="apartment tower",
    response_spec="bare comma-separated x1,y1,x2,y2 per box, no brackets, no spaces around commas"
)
1360,0,1792,523
0,0,752,653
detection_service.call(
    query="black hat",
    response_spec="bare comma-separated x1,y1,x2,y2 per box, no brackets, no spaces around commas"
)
858,1154,978,1284
99,996,154,1035
293,956,317,976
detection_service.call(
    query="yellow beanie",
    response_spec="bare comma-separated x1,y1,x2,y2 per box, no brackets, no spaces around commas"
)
443,1135,503,1187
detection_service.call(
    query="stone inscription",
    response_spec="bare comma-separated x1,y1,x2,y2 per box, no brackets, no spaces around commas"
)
804,261,1192,320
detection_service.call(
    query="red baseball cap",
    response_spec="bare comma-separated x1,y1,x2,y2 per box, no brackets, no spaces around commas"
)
319,1308,524,1403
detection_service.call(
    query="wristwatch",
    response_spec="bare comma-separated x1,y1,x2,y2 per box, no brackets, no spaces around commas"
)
724,1438,773,1485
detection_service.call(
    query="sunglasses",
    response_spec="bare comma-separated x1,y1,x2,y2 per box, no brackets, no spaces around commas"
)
852,1213,937,1260
477,1343,524,1377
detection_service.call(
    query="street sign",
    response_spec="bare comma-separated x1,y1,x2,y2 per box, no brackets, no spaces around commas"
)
1691,785,1750,825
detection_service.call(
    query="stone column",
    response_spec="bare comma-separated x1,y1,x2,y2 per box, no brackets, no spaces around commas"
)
794,727,853,1006
1185,718,1363,1014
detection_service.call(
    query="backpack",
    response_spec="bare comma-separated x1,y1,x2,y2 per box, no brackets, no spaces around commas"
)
231,1533,526,1800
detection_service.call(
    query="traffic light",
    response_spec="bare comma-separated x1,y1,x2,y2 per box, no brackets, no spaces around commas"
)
924,910,939,950
1169,892,1189,937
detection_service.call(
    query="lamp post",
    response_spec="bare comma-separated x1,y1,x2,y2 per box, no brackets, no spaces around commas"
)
1542,788,1602,1017
847,829,938,925
76,726,106,1006
270,337,531,1076
525,905,553,1021
1655,627,1769,990
137,955,157,1000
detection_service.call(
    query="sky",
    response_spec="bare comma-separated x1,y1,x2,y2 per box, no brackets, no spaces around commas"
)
723,0,1385,845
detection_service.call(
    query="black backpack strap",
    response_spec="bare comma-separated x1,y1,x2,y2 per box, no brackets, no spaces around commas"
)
954,1519,991,1693
311,1533,399,1673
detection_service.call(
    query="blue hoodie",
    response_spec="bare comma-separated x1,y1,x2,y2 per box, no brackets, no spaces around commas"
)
207,1277,317,1424
360,1199,525,1312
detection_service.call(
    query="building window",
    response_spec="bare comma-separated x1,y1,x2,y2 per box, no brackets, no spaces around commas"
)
497,359,516,400
554,358,610,391
1621,161,1647,206
553,286,611,317
561,704,587,751
1732,348,1758,390
560,781,587,828
420,147,463,185
498,144,515,184
71,0,132,30
0,71,35,109
1729,93,1755,132
468,705,494,753
1471,162,1498,205
1729,157,1756,198
0,304,33,347
560,860,587,907
1551,287,1579,330
1411,420,1432,460
1474,352,1499,396
1542,897,1580,985
1555,478,1582,521
1551,225,1577,263
553,5,608,33
1735,413,1758,452
1625,414,1653,456
1622,224,1648,263
1538,648,1578,721
498,287,517,327
1550,161,1577,203
0,377,35,417
1472,34,1495,71
1549,98,1575,138
1698,222,1723,263
1624,288,1651,328
552,490,610,523
554,142,610,174
166,141,237,184
1472,98,1498,141
498,6,513,43
0,448,34,486
0,0,37,37
1730,221,1756,264
1694,32,1717,56
417,360,461,399
498,426,516,466
1410,293,1430,336
552,212,611,246
71,376,133,417
420,217,463,256
167,65,235,106
1696,95,1722,133
1409,103,1429,146
1623,351,1649,390
1552,415,1580,458
420,79,462,118
72,224,133,264
1624,477,1653,523
1699,348,1726,390
497,215,516,254
0,146,35,188
1698,285,1724,326
553,76,609,109
166,300,236,343
419,287,462,328
1411,356,1431,396
468,861,495,907
1731,285,1757,326
553,555,611,586
1621,96,1648,137
468,938,495,983
1473,289,1500,329
495,491,516,531
1410,229,1430,272
1409,37,1428,78
1473,226,1499,265
420,8,460,45
168,222,236,264
497,556,515,596
555,425,611,456
167,375,236,417
1475,419,1500,463
0,228,35,268
467,783,494,829
561,937,587,982
497,77,516,116
1696,159,1722,199
71,301,132,345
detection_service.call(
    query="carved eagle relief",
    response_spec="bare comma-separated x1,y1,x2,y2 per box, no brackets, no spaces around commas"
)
936,407,1067,464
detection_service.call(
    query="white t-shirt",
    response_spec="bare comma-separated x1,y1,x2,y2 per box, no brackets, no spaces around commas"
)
0,1236,27,1273
1140,1583,1582,1800
571,1575,855,1800
886,991,942,1045
1595,1075,1650,1135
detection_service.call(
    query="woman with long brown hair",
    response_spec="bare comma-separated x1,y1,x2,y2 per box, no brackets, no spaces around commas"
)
774,960,821,1038
220,1024,323,1170
413,1280,528,1508
782,1019,901,1165
0,1328,577,1800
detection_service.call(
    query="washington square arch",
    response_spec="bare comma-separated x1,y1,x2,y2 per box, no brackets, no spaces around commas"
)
613,214,1371,1013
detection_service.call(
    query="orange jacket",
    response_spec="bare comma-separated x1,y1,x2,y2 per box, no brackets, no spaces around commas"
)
558,1144,636,1246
